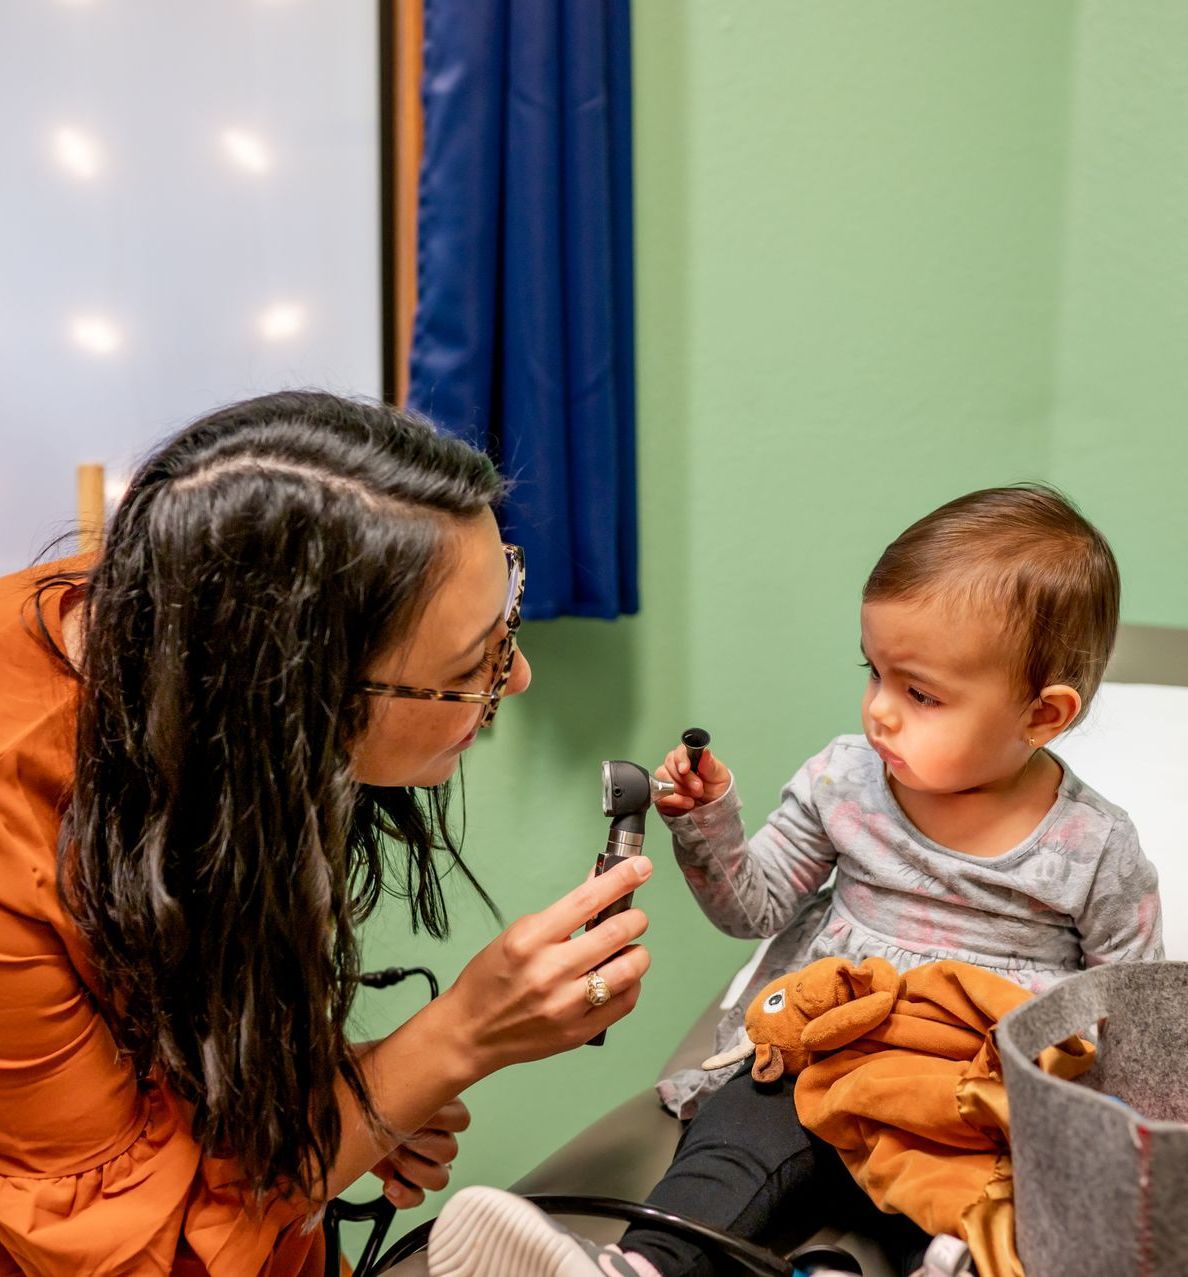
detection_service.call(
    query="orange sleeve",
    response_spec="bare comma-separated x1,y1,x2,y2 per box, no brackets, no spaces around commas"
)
0,561,322,1276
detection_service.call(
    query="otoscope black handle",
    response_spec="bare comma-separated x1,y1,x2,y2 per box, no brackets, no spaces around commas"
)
584,850,636,1047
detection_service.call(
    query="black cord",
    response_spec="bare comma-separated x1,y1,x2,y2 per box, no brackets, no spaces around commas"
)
357,965,440,1000
371,1194,795,1276
326,965,439,1277
324,1196,397,1276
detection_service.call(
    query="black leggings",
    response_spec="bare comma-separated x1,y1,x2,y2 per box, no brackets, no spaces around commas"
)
620,1067,931,1277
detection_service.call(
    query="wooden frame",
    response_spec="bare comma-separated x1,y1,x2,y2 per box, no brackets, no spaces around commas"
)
379,0,423,407
77,463,105,553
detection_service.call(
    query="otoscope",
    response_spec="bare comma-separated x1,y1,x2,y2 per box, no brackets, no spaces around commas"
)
585,759,676,1046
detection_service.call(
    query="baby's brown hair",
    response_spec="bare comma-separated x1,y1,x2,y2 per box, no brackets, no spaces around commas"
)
863,485,1120,717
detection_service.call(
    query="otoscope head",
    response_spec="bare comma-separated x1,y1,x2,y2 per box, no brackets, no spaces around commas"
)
601,759,676,818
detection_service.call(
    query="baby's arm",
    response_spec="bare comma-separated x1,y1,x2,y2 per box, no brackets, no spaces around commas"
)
1075,814,1164,966
660,744,838,939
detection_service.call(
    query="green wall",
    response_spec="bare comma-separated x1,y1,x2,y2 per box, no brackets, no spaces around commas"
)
1047,1,1188,627
344,0,1185,1255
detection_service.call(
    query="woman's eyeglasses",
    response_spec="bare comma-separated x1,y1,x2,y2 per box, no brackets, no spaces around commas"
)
358,544,525,729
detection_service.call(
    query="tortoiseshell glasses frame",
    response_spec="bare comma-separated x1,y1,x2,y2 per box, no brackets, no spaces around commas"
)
358,544,525,729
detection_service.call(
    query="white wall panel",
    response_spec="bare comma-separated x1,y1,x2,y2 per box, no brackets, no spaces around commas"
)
0,0,380,570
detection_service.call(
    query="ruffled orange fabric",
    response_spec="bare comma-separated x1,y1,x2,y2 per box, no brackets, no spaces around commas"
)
0,559,323,1275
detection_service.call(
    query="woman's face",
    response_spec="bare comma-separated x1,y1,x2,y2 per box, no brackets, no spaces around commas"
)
350,508,531,787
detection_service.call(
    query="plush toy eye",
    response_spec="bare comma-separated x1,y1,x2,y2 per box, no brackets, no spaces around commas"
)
763,990,786,1014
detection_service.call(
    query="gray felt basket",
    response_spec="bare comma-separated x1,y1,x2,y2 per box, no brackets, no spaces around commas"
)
997,962,1188,1276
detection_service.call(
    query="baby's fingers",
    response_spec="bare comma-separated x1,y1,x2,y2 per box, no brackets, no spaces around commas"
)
673,746,706,796
655,752,699,809
655,792,696,813
663,747,702,790
696,748,730,787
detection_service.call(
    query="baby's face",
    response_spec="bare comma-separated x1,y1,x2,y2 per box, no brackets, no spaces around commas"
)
859,596,1035,795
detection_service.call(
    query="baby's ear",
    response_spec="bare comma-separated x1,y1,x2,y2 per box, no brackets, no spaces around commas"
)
1029,684,1082,741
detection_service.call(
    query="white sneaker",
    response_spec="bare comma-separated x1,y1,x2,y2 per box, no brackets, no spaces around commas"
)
427,1186,638,1277
908,1234,973,1277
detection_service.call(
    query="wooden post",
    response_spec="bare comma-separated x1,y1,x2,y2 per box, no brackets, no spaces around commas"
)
381,0,424,406
77,462,105,554
394,0,424,407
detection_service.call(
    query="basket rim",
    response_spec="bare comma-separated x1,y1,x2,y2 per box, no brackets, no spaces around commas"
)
997,961,1188,1136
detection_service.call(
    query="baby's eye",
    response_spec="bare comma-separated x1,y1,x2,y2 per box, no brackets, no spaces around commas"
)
860,660,880,681
908,687,940,708
763,990,786,1014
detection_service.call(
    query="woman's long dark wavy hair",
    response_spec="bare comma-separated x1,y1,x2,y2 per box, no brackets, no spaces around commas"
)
56,390,503,1200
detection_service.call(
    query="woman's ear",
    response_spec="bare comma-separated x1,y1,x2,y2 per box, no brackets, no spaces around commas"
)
1027,684,1083,745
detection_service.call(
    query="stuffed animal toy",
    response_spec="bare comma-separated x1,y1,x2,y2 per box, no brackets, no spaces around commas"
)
703,955,903,1081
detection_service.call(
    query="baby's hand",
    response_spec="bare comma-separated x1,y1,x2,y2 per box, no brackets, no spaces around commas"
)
656,743,731,813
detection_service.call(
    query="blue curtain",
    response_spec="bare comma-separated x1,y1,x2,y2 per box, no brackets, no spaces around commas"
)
408,0,638,620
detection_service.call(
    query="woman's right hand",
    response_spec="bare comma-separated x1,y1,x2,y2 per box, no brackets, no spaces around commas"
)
439,856,653,1079
655,743,731,813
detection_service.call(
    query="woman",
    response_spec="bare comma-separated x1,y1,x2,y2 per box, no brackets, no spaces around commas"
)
0,391,652,1275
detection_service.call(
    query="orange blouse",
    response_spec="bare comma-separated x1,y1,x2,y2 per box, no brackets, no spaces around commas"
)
0,560,323,1276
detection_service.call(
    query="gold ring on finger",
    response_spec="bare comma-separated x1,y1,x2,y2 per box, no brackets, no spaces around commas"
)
585,970,613,1007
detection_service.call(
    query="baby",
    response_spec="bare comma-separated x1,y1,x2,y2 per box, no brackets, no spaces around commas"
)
427,484,1163,1277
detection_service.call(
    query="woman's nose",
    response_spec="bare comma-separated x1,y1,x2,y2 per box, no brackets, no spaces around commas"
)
506,646,532,697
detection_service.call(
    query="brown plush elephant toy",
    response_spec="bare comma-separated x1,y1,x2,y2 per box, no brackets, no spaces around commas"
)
703,956,904,1082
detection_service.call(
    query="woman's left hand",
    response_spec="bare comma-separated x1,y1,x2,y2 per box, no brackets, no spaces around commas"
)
370,1098,471,1208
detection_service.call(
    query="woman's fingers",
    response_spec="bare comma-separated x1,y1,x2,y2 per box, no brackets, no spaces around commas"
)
401,1127,459,1168
585,943,651,1002
370,1153,425,1207
409,1097,470,1137
371,1130,460,1205
579,977,644,1038
369,1097,468,1206
442,858,654,1074
389,1144,454,1193
381,1176,425,1209
561,905,650,976
516,856,652,948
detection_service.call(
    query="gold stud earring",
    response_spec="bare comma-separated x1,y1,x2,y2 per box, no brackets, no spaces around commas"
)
1028,736,1037,748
